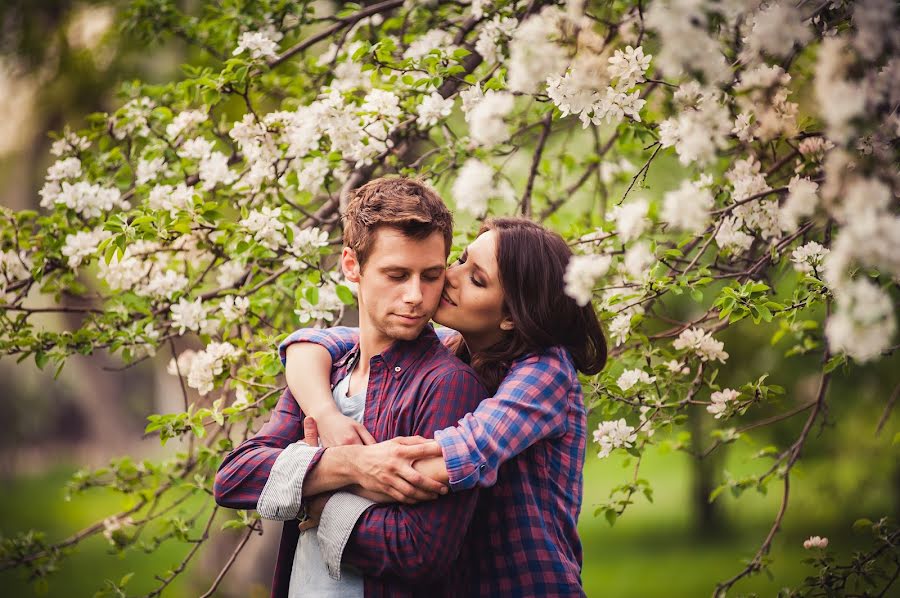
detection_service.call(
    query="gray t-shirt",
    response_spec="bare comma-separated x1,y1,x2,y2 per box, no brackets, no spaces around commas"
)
288,374,365,597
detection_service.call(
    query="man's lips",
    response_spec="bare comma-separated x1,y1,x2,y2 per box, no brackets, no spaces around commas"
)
395,313,425,321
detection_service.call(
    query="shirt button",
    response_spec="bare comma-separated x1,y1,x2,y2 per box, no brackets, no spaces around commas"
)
479,464,486,471
394,366,401,373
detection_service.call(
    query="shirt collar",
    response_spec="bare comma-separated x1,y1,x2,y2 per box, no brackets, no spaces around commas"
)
336,324,439,379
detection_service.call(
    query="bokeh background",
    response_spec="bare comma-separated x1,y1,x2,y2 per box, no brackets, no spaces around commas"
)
1,2,897,596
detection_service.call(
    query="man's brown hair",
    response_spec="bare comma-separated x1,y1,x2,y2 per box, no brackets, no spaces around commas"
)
343,177,453,268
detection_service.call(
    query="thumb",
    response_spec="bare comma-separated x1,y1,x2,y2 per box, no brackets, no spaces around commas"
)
304,417,320,447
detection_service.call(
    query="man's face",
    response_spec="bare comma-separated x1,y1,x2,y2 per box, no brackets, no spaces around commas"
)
342,227,447,346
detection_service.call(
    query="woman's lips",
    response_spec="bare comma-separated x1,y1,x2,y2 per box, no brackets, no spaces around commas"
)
440,292,457,307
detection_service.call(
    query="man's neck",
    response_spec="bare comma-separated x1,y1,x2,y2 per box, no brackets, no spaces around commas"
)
350,316,395,395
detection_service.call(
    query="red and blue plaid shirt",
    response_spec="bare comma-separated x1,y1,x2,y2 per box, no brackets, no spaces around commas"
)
215,326,487,597
281,326,588,597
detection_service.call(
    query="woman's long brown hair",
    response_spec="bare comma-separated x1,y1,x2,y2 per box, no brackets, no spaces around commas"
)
455,218,607,393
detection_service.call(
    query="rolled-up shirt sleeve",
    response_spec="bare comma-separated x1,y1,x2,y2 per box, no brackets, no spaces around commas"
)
278,326,359,365
257,441,322,520
434,347,575,491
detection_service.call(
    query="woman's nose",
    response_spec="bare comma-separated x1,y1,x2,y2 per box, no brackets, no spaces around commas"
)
444,264,460,288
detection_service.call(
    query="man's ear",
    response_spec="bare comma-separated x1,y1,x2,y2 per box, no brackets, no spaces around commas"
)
341,247,362,283
500,317,514,331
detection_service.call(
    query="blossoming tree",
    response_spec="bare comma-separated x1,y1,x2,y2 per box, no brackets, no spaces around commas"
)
1,0,898,595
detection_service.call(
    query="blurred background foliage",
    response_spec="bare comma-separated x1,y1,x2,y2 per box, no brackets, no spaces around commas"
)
0,1,896,597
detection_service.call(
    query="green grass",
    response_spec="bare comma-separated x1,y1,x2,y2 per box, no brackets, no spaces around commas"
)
2,438,893,597
1,468,207,598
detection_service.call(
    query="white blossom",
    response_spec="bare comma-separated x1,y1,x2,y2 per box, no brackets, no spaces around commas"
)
178,137,214,160
135,156,166,185
661,179,714,233
216,261,246,288
508,7,568,93
220,295,250,322
707,388,739,419
608,312,633,346
170,297,209,335
743,2,812,59
102,516,135,546
240,206,286,250
622,242,655,280
791,241,829,275
564,254,612,306
803,536,829,550
416,92,454,128
467,91,514,147
165,109,207,139
295,156,330,193
167,349,196,377
294,284,344,324
46,181,127,218
780,176,819,232
475,15,517,63
187,341,240,395
97,249,149,292
50,130,90,157
658,90,731,165
145,269,189,299
612,198,649,243
147,183,195,215
825,277,896,363
593,419,638,459
61,228,111,269
451,158,514,216
714,216,754,256
673,327,729,363
46,157,82,181
607,45,651,90
198,151,237,190
645,0,730,85
617,368,656,391
234,29,282,61
403,29,454,60
732,112,754,143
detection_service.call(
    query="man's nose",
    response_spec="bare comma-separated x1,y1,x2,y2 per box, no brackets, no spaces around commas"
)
402,277,423,305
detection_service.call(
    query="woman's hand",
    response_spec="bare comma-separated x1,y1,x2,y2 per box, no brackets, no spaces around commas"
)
316,409,376,447
338,437,447,504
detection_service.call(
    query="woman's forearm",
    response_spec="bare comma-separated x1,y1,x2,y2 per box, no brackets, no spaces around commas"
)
284,342,337,418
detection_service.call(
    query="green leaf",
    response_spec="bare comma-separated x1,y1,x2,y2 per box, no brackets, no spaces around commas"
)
335,284,356,305
604,508,617,526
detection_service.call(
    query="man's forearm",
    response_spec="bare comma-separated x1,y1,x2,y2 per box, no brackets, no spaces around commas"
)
302,445,358,496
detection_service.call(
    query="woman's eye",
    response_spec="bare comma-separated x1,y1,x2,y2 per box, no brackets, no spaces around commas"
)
470,275,484,288
456,251,468,265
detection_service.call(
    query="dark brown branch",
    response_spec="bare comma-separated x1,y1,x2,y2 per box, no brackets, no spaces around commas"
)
521,113,554,217
267,0,405,69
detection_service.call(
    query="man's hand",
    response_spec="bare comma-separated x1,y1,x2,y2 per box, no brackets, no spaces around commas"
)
338,437,446,504
317,409,376,447
298,492,331,532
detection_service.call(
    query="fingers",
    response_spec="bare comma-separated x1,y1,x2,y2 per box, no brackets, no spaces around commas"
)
303,417,319,447
396,441,443,461
399,465,447,496
385,476,438,504
392,435,430,445
355,424,377,445
298,518,319,532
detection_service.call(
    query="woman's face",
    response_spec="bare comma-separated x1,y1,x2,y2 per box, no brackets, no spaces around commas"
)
433,230,512,352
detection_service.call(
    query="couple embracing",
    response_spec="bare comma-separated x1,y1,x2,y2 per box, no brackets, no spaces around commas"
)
214,177,607,597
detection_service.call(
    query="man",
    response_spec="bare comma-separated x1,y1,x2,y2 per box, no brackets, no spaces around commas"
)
214,177,487,597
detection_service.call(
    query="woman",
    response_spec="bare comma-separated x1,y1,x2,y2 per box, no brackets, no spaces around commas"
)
282,217,607,595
